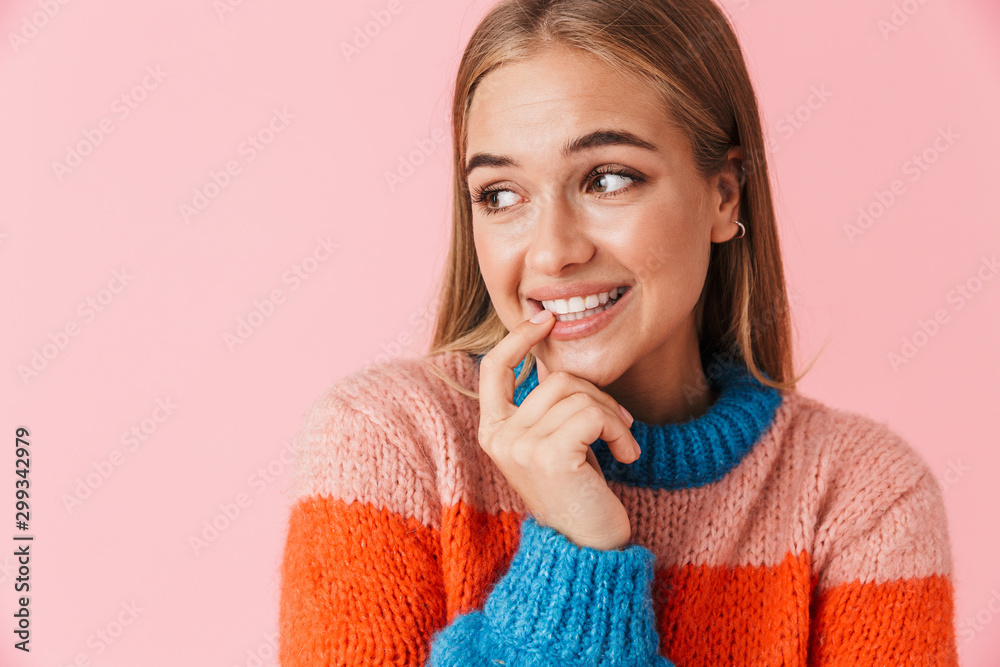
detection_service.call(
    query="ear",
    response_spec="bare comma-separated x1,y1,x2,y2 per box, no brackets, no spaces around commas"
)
709,145,744,243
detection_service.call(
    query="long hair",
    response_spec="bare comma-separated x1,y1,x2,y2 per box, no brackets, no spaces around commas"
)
418,0,819,400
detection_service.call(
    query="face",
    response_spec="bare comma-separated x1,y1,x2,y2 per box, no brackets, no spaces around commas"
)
466,44,742,396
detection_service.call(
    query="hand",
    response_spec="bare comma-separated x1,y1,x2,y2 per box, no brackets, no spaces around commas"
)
477,309,641,551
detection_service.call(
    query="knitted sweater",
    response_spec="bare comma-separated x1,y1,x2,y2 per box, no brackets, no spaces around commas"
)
278,350,959,666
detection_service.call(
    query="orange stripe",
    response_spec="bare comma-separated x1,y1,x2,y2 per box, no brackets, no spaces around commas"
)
653,550,813,665
807,574,959,666
282,499,958,665
440,502,524,622
279,496,446,667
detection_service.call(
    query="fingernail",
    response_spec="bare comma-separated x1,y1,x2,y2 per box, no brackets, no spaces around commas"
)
618,404,634,426
530,309,554,324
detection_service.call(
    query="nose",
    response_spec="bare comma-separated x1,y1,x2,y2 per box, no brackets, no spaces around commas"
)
524,194,595,275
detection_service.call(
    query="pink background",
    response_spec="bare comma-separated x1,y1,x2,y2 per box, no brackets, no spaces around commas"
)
1,0,998,664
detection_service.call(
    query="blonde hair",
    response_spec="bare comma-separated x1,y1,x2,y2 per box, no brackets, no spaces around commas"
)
418,0,820,400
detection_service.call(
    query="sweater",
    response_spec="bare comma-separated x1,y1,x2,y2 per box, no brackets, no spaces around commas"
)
278,350,959,666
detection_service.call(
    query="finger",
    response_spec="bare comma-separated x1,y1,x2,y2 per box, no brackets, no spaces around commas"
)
478,309,556,426
585,446,607,484
528,392,634,454
500,395,633,473
512,370,635,435
557,403,640,465
525,394,640,467
495,393,617,464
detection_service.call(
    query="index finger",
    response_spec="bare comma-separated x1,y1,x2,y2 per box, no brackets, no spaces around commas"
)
478,309,555,423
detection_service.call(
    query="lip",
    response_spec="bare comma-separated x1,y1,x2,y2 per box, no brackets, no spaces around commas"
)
527,285,633,341
524,280,632,302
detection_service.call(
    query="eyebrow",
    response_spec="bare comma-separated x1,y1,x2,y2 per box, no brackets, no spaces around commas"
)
464,129,659,178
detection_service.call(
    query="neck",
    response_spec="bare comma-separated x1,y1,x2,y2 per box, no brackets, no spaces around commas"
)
510,350,784,490
607,352,718,425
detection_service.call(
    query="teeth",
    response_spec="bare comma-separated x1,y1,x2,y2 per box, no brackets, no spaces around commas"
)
541,286,626,315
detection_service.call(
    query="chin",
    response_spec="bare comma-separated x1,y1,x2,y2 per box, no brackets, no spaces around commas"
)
535,351,623,387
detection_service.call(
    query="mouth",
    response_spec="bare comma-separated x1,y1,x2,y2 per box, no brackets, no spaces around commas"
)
526,285,632,341
528,286,630,322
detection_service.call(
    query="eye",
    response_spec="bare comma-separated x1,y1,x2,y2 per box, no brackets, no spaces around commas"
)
469,165,645,217
472,187,521,215
490,191,520,207
592,172,632,194
588,165,643,197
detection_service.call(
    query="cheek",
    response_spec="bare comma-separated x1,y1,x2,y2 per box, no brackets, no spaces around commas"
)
473,229,518,305
620,206,686,279
625,206,709,301
475,225,520,272
473,230,497,284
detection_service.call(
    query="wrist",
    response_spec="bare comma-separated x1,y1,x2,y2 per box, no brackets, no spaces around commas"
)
538,515,632,551
566,533,630,551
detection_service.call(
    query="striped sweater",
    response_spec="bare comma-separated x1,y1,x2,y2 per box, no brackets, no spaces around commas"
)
279,350,959,665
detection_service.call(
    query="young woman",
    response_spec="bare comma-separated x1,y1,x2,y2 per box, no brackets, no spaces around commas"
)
279,0,959,664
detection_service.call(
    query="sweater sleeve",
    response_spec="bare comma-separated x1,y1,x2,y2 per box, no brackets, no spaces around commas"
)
429,514,675,666
278,385,447,666
807,469,960,665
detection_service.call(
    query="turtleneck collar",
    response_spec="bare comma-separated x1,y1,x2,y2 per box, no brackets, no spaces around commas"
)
497,354,783,490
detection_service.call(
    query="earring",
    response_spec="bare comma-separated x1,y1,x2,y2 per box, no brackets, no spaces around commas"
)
732,219,746,239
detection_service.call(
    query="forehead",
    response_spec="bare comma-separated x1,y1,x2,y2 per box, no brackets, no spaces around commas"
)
466,46,672,154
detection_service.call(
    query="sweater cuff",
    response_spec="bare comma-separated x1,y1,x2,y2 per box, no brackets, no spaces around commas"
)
483,515,663,664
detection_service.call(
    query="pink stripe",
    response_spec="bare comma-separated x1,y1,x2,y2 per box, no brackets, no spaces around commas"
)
292,351,953,582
